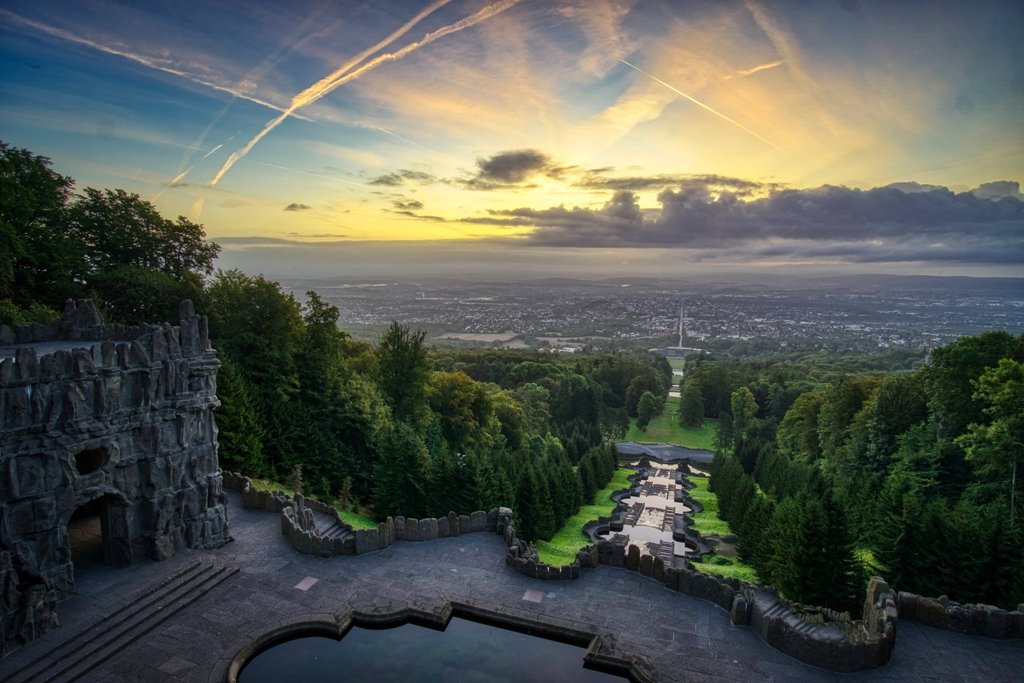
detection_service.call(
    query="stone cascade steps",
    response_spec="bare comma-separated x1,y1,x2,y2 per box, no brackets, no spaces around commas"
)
661,506,675,533
658,541,675,563
623,502,643,527
5,557,238,683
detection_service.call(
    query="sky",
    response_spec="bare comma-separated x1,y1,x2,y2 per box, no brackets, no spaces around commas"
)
1,0,1022,280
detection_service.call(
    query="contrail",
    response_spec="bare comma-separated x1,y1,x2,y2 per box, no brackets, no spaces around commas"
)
619,58,785,152
201,143,223,159
0,9,309,119
211,0,455,185
212,0,521,186
726,59,785,80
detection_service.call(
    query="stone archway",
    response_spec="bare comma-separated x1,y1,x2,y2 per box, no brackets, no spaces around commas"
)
66,494,134,573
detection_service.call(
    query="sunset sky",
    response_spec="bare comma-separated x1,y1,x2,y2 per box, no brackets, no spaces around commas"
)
1,0,1022,279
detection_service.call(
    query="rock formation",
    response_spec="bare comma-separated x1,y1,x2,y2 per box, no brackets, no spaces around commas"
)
0,300,229,655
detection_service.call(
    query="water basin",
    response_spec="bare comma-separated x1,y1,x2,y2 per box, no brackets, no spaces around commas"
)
238,616,628,683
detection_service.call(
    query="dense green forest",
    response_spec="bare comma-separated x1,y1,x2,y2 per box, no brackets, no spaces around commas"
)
683,340,1024,611
1,141,666,542
5,141,1022,611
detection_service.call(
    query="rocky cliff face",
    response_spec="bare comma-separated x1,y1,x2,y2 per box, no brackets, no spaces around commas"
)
0,300,229,656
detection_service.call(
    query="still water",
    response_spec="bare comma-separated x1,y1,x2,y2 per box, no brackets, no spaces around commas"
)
239,616,627,683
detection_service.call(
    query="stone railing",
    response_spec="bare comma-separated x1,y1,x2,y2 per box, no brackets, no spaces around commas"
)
222,467,900,672
895,591,1024,639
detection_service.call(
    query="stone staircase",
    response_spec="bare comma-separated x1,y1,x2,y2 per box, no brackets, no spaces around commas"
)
314,513,356,553
3,557,238,683
657,541,675,563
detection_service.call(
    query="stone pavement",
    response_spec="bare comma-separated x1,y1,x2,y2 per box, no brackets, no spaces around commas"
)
2,492,1021,682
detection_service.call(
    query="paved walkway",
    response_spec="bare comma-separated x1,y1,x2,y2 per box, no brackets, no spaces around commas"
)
617,442,716,465
2,492,1021,682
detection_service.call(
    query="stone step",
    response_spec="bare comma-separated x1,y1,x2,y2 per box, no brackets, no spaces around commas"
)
3,559,206,683
319,522,353,540
7,558,237,683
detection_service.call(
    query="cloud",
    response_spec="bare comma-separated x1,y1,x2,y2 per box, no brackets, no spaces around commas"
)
971,180,1024,200
367,170,438,186
391,210,446,222
461,149,571,189
210,0,523,186
577,171,773,195
212,235,346,246
884,181,947,194
393,199,424,211
470,182,1024,265
284,203,311,211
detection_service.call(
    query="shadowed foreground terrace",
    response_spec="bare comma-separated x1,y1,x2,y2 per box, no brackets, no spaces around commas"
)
1,491,1021,683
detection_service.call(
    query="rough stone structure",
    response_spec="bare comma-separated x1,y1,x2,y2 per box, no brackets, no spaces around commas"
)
0,300,229,655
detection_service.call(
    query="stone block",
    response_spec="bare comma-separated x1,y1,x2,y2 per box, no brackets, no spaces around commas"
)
611,544,626,568
418,517,437,541
1008,611,1024,639
626,544,641,572
677,569,695,595
469,511,486,532
437,516,449,538
717,583,735,611
394,516,405,539
355,530,370,555
11,498,56,534
662,567,679,591
652,556,665,582
897,592,918,620
570,563,580,579
459,514,471,533
730,593,750,625
405,518,419,541
639,553,653,577
447,511,460,536
983,605,1009,639
486,508,498,531
7,454,53,498
915,597,948,629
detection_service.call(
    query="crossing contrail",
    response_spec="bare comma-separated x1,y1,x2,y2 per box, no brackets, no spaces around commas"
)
619,58,785,152
201,143,223,159
212,0,524,186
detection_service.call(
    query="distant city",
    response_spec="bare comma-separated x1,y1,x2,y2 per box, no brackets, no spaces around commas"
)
278,274,1024,355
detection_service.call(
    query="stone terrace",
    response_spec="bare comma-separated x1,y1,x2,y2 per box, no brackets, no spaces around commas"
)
1,492,1021,683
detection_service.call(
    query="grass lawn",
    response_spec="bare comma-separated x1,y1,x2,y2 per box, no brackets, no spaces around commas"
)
689,554,759,583
686,475,731,535
536,468,634,566
338,509,379,530
625,396,717,450
684,474,760,583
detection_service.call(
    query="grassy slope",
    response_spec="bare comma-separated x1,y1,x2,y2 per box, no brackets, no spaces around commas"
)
685,474,759,584
625,395,718,450
536,468,634,566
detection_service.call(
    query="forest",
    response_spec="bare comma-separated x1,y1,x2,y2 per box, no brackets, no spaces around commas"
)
681,340,1024,611
1,141,667,543
4,140,1022,612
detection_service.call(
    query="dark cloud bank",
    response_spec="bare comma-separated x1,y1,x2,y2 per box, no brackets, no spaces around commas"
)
475,176,1024,266
363,148,1023,267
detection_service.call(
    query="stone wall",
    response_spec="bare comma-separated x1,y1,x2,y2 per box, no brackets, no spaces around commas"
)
895,590,1024,639
0,300,230,656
